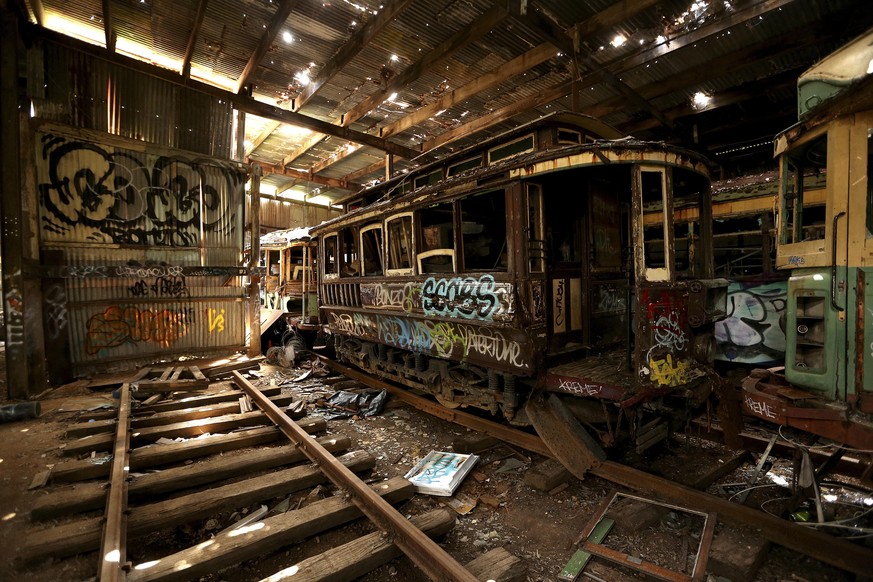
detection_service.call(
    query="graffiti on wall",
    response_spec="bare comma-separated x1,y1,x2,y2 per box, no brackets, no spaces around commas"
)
328,311,528,370
714,281,786,365
639,289,697,387
85,305,195,354
37,134,244,246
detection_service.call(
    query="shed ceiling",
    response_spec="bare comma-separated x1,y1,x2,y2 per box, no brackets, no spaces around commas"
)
16,0,873,204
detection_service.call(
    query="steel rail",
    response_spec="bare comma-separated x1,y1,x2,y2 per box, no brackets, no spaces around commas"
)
318,356,873,577
98,383,132,581
232,371,477,582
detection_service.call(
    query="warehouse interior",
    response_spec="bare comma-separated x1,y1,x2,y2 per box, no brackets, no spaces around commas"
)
2,1,873,580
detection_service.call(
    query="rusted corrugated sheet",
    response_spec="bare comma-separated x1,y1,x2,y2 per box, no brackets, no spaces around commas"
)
253,197,340,231
35,126,248,373
32,39,233,157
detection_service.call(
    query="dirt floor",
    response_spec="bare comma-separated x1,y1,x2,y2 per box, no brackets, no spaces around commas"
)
0,353,868,581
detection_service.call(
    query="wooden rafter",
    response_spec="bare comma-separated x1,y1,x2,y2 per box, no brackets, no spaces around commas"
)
236,0,301,95
279,132,328,167
342,158,387,183
257,162,363,192
101,0,115,52
574,0,661,41
311,142,361,174
182,0,209,79
340,2,510,128
245,0,410,160
379,42,557,139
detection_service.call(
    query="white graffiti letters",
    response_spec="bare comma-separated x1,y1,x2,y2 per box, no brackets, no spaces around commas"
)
421,274,500,320
744,395,777,419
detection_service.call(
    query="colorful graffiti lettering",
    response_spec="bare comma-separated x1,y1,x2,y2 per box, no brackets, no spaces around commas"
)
37,134,243,247
714,281,786,365
85,305,194,354
647,354,693,387
208,308,226,334
787,256,805,266
647,312,687,362
421,274,500,320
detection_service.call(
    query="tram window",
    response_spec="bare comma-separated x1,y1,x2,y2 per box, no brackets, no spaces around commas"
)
461,190,508,272
386,214,414,274
528,184,545,273
323,234,339,278
339,229,359,277
360,224,384,276
641,170,667,271
418,202,456,273
783,134,827,243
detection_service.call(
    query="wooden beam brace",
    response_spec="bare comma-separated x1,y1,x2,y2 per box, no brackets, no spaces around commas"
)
26,24,422,159
232,371,479,582
182,0,209,79
279,130,328,166
258,162,361,191
342,158,386,183
574,0,661,41
236,0,302,94
101,0,116,52
98,384,131,582
310,142,362,174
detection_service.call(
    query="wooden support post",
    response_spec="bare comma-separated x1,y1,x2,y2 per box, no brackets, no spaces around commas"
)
249,162,262,357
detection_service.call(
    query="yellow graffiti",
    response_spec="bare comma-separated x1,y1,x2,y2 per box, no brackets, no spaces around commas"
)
86,305,192,354
648,354,693,387
208,308,226,334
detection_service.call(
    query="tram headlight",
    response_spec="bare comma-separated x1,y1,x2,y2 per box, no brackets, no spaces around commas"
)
691,331,716,365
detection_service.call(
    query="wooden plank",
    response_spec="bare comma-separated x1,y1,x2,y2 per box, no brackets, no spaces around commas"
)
65,393,299,438
158,367,174,382
23,450,376,562
61,409,287,456
51,418,327,483
169,367,183,381
98,383,131,582
558,518,614,581
133,377,211,393
189,366,206,381
261,508,456,582
126,476,414,582
465,547,526,582
32,436,352,521
202,356,264,379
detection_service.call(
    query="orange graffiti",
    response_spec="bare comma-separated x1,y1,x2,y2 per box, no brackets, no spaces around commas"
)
86,305,192,354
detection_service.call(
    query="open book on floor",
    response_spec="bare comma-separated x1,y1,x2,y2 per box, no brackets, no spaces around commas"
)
404,450,480,496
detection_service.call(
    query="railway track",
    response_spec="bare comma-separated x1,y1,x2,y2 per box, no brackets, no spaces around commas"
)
19,361,521,582
16,356,873,580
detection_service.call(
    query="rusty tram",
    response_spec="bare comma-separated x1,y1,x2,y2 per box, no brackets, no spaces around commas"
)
742,28,873,450
311,112,728,448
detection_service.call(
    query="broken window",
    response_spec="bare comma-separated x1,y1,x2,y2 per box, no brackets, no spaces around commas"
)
386,213,413,274
360,223,383,276
781,133,827,244
461,189,508,272
418,202,456,273
323,234,339,279
641,168,668,275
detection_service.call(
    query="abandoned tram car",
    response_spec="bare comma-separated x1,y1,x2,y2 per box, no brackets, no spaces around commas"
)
312,113,727,437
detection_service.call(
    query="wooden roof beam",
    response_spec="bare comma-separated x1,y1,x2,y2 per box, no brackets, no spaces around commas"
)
257,162,362,192
294,0,412,112
101,0,115,52
311,142,362,174
341,159,387,183
181,0,209,79
339,2,509,128
236,0,301,95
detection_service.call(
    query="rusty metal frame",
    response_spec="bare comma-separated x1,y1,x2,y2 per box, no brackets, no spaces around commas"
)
232,371,478,582
576,490,715,582
98,383,132,581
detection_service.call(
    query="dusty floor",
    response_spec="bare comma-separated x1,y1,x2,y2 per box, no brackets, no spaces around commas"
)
0,355,867,581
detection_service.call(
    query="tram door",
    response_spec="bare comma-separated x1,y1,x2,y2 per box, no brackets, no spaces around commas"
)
539,182,587,351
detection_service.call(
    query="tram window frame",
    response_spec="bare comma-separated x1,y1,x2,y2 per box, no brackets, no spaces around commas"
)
339,228,359,277
637,166,672,282
417,201,457,274
359,223,384,276
527,184,545,274
460,189,509,273
780,133,828,245
323,233,339,280
385,213,415,276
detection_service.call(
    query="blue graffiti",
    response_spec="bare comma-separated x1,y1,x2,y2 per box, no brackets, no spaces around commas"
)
421,274,499,320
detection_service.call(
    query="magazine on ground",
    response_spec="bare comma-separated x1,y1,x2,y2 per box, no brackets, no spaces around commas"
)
403,450,480,496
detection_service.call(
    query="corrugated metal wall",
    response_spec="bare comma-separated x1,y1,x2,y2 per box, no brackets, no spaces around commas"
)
254,197,341,231
29,39,249,376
